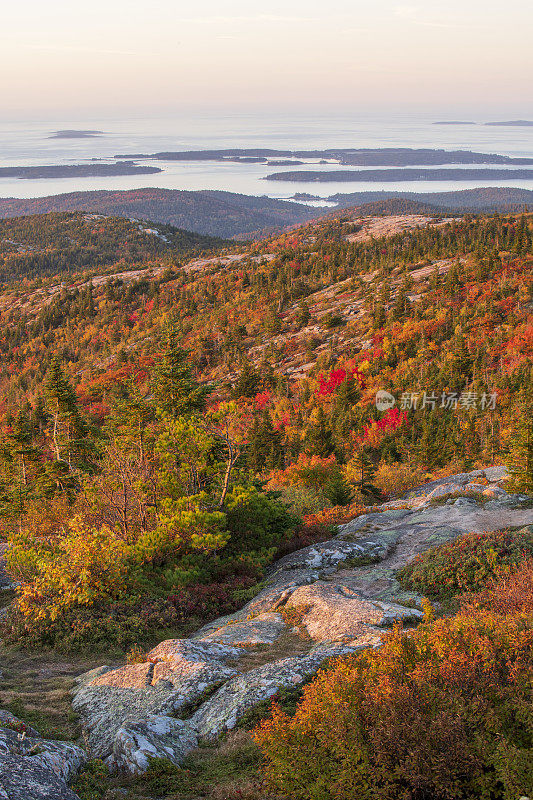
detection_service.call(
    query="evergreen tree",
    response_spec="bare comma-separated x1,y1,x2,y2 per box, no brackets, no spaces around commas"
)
325,474,354,506
232,358,261,399
247,411,284,472
304,408,335,458
351,446,379,500
153,331,209,417
45,358,94,470
505,399,533,494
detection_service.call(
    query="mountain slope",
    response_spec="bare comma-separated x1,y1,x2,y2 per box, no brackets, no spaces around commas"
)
330,186,533,212
0,189,321,240
0,211,226,282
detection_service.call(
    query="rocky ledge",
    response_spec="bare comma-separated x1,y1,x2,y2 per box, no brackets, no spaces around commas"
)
67,466,531,781
0,710,86,799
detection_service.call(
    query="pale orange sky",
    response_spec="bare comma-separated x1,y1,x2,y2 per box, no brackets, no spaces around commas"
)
1,0,532,116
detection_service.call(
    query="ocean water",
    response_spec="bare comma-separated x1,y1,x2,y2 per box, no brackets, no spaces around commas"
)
0,111,532,200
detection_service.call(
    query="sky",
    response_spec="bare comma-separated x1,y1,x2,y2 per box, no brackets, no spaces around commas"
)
1,0,532,118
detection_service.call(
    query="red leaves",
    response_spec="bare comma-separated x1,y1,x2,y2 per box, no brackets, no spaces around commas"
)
362,407,407,445
254,390,272,410
316,367,365,397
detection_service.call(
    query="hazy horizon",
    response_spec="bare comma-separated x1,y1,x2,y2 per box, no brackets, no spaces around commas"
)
2,0,532,118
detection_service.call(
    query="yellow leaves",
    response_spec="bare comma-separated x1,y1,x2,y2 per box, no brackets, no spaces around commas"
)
10,520,130,626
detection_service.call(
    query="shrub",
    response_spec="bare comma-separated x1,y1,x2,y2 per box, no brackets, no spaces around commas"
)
397,527,533,602
274,522,335,560
7,519,130,627
460,558,533,616
72,759,109,800
267,454,341,493
1,578,253,652
223,485,299,569
255,611,533,800
275,484,331,517
303,501,365,528
374,460,429,498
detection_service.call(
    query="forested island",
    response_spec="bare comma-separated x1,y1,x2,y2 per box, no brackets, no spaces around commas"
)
48,129,104,138
266,167,533,182
485,120,533,126
114,147,533,166
0,162,162,179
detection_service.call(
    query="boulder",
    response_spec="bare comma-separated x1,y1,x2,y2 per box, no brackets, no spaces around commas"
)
72,638,241,762
112,715,197,775
191,654,326,740
0,723,86,800
147,639,242,664
91,662,154,689
0,754,82,800
268,537,389,574
483,465,508,483
196,613,287,647
286,582,423,642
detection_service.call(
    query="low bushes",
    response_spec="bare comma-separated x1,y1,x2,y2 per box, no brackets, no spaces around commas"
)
2,578,255,652
3,485,297,652
397,527,533,601
459,558,533,616
255,605,533,800
374,460,429,498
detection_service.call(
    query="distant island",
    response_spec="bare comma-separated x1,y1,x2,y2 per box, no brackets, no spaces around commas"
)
266,167,533,182
268,160,305,166
0,162,162,179
114,147,533,167
49,129,104,138
485,120,533,126
433,121,477,125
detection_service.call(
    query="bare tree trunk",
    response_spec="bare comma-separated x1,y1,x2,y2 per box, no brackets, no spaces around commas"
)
219,439,236,509
52,412,61,461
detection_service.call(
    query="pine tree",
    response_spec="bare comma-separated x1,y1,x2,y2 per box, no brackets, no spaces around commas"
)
153,331,209,417
505,401,533,494
304,408,335,458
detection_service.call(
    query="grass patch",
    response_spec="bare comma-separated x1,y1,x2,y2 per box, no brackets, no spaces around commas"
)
73,731,278,800
0,644,108,741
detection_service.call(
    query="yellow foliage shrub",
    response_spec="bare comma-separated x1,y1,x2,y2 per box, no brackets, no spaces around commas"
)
8,519,130,625
374,461,429,498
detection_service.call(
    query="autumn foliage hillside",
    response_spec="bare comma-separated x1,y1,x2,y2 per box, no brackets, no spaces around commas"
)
0,209,531,652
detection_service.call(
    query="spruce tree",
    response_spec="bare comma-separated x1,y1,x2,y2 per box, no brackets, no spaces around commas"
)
232,358,261,399
304,408,335,458
505,400,533,494
351,446,379,500
45,358,93,469
247,411,284,472
153,331,209,417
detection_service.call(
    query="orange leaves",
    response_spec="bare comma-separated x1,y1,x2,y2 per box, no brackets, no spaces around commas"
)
267,453,339,492
302,502,365,527
255,607,533,800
